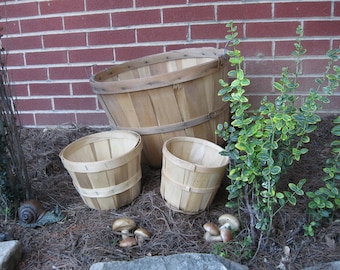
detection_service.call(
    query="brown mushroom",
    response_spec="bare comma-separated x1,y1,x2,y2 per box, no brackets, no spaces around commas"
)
203,222,220,236
220,227,233,243
112,217,136,239
203,222,222,241
134,228,152,245
119,236,137,247
218,214,240,231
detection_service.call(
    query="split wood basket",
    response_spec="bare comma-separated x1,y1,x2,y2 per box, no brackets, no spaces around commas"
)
90,48,229,168
160,136,230,214
59,130,142,211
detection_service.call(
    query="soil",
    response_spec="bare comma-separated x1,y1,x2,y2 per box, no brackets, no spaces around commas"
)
1,116,340,270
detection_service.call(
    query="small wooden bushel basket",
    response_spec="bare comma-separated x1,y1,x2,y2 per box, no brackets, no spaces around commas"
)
160,136,229,214
59,130,142,210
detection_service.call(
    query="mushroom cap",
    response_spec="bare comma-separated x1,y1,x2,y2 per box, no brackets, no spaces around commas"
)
112,217,136,232
119,237,137,247
203,222,220,236
218,214,240,231
220,228,233,243
134,228,151,239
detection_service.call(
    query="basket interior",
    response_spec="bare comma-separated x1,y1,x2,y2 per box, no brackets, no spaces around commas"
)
166,139,226,167
98,57,214,82
63,137,138,163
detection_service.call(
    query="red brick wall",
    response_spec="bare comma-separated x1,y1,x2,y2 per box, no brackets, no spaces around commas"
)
0,0,339,127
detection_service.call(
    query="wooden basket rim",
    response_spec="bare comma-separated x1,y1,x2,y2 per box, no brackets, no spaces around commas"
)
162,136,229,172
59,130,142,172
90,47,227,94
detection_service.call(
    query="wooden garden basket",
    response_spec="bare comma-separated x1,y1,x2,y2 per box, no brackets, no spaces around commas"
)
160,136,229,214
59,130,142,210
90,48,229,168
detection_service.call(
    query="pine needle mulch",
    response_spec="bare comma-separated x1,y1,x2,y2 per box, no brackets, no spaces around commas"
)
1,116,339,270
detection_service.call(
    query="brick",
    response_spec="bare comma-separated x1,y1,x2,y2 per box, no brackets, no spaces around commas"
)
275,2,331,18
29,83,70,96
40,0,84,14
91,64,113,77
301,58,329,74
245,59,296,75
72,82,94,95
2,35,42,50
294,76,321,94
335,2,340,16
54,97,97,110
191,23,244,40
88,29,135,46
218,3,271,20
21,17,63,33
246,22,298,38
0,2,38,18
304,21,340,36
26,51,67,65
191,24,227,40
11,84,29,97
8,68,47,82
19,113,35,126
164,6,214,23
238,41,272,58
190,0,236,2
69,48,113,63
275,40,331,57
64,13,110,30
115,46,163,61
16,98,52,111
334,40,340,49
43,33,86,48
76,112,110,126
0,21,20,35
244,77,273,93
137,26,187,42
6,53,25,66
136,0,185,7
49,66,88,80
320,96,340,111
166,43,217,51
86,0,133,10
35,113,76,126
112,10,161,27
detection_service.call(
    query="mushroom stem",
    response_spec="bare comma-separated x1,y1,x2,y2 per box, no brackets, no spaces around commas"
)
204,232,222,242
121,229,129,239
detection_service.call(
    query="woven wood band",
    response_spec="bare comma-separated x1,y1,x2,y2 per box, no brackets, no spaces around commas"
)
73,170,142,198
161,170,219,194
113,103,228,135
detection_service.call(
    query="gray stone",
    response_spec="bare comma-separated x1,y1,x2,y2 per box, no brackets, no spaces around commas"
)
0,240,22,270
90,252,248,270
302,261,340,270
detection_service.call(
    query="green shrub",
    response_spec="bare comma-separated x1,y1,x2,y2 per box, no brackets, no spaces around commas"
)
216,21,340,248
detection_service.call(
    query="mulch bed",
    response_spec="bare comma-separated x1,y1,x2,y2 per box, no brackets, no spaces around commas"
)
1,116,340,270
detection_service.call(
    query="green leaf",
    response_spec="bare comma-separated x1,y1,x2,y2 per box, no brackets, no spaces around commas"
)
228,70,237,77
270,166,281,175
285,191,297,205
273,82,284,92
276,192,284,199
240,78,250,86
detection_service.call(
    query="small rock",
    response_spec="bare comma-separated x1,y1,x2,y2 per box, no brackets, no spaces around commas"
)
0,240,22,270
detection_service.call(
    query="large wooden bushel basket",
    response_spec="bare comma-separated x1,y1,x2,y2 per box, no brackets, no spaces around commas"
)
90,48,229,168
59,130,142,210
160,136,229,214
